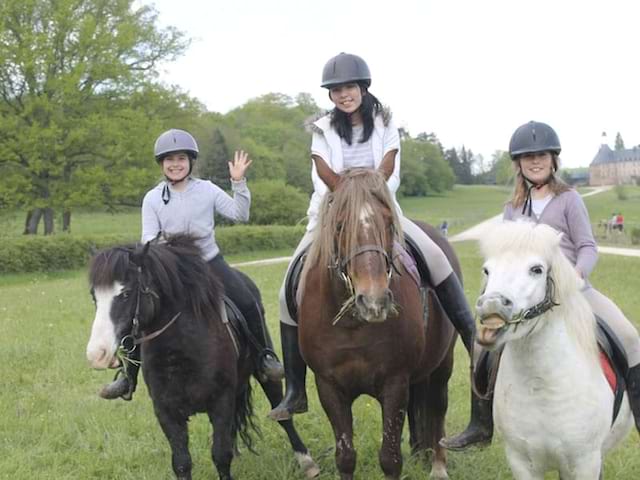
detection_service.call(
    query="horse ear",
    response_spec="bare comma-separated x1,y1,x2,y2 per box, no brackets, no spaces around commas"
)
378,149,397,181
131,241,152,268
313,155,340,192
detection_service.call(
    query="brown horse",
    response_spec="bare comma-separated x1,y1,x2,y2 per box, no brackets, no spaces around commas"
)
298,160,458,479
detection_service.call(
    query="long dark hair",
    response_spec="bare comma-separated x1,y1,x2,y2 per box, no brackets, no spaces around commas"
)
330,82,382,145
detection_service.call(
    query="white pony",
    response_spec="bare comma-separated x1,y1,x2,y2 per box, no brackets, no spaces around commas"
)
475,221,633,480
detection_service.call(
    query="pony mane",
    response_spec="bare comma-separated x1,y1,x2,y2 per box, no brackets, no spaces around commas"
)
303,168,403,276
89,234,222,323
481,221,598,357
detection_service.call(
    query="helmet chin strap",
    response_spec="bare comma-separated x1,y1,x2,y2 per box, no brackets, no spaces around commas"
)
161,162,193,205
521,174,551,217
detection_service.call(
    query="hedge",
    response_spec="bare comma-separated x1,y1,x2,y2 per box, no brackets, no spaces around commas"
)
0,225,305,274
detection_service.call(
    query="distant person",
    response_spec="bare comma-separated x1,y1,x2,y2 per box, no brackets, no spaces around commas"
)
99,129,283,401
439,220,449,237
616,212,624,232
440,120,640,450
610,212,618,233
269,52,477,420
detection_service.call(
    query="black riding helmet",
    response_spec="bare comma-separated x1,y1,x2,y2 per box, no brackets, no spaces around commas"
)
509,121,561,159
321,53,371,89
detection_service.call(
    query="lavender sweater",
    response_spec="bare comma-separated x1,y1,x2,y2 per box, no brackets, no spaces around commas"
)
141,178,250,261
503,189,598,280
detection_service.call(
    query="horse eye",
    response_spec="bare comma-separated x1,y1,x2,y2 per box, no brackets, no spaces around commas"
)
482,267,489,276
119,289,131,299
530,265,544,275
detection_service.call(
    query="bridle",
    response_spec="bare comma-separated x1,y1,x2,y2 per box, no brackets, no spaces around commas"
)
479,274,559,332
330,244,395,295
119,264,180,354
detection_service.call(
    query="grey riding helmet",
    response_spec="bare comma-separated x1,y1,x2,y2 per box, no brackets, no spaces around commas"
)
154,129,199,163
509,121,561,159
321,53,371,88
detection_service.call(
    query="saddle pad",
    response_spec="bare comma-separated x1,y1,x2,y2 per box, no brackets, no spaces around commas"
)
599,350,617,392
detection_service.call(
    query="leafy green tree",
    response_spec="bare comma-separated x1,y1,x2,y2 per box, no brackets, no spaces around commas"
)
225,93,320,194
493,150,514,185
0,0,191,233
400,134,454,196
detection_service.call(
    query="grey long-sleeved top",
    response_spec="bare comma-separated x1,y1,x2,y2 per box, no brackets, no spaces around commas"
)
141,178,250,261
503,189,598,279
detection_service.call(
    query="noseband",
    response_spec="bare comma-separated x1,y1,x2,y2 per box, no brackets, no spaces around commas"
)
330,244,394,295
480,274,559,332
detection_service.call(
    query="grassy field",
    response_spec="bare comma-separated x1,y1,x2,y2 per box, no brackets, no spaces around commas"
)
1,243,639,479
2,185,638,249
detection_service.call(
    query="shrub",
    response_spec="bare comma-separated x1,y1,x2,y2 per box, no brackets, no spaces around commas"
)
631,228,640,246
248,180,309,226
0,226,305,274
614,184,628,201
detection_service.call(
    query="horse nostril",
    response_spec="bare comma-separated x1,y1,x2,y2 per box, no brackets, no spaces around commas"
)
502,297,513,307
355,294,366,309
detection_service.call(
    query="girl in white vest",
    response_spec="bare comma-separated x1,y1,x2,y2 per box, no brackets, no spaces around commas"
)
269,53,476,420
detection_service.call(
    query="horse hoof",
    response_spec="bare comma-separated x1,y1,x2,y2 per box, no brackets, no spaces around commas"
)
295,452,320,478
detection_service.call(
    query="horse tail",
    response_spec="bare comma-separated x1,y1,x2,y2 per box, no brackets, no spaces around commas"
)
234,381,260,453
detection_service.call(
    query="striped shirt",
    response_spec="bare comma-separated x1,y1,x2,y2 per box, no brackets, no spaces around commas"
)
341,125,375,169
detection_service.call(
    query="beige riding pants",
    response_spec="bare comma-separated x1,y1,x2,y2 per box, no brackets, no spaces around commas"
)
279,217,454,326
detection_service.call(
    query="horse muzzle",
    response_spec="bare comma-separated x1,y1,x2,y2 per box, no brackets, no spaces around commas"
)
355,289,393,323
475,292,513,347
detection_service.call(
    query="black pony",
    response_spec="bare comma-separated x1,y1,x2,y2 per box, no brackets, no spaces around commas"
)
86,235,318,480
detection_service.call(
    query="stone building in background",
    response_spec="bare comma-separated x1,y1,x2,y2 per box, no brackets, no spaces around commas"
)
590,132,640,185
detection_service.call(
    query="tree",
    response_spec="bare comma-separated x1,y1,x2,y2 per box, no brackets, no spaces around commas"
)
0,0,190,234
399,133,454,196
493,150,514,185
615,132,625,151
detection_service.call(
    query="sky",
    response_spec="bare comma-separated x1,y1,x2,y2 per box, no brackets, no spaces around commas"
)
142,0,640,169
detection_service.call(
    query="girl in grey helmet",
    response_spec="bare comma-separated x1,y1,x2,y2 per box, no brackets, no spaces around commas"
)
441,120,640,450
99,128,284,400
269,53,477,420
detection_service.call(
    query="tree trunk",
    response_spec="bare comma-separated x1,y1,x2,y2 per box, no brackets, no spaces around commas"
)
43,208,54,235
24,208,43,235
62,210,71,232
24,210,34,234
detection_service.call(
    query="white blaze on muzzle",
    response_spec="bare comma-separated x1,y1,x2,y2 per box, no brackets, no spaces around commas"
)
86,282,124,369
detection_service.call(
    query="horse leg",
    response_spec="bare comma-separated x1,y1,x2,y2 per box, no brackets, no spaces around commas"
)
207,390,236,480
378,378,410,480
258,378,320,478
154,409,192,480
316,376,356,480
559,454,603,480
426,352,453,479
504,446,544,480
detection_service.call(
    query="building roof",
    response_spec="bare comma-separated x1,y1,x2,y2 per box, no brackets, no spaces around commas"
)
591,144,640,166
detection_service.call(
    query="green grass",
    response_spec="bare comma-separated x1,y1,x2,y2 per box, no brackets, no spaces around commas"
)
399,185,512,235
1,243,638,479
584,186,640,247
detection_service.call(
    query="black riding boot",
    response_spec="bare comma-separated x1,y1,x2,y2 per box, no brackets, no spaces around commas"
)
627,364,640,433
268,323,308,421
440,388,494,450
99,349,140,401
440,348,496,450
434,272,476,354
248,303,284,382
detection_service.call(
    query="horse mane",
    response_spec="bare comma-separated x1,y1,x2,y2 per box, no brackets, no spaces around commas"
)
480,221,598,358
303,169,403,280
90,234,223,323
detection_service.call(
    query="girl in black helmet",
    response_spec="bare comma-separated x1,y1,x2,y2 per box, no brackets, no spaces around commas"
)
441,120,640,450
99,129,284,400
269,53,477,420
